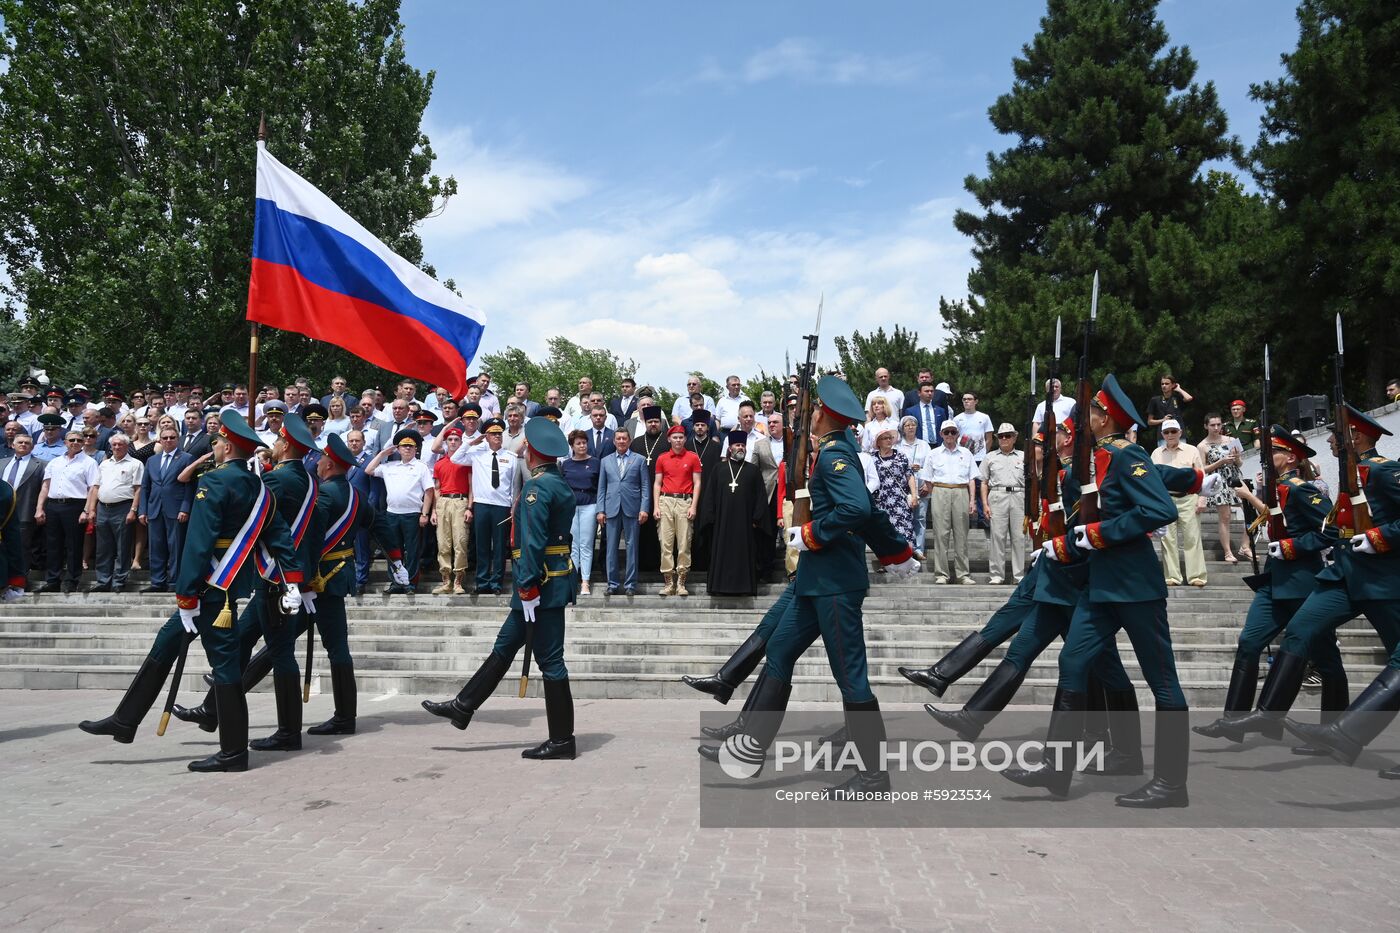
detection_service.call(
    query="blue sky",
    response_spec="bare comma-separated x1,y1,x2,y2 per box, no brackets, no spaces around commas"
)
401,0,1299,393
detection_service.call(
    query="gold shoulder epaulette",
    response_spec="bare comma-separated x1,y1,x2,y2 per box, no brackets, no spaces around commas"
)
823,438,838,449
1290,477,1305,486
1111,438,1131,449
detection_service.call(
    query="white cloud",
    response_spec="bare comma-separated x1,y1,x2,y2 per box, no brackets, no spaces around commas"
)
420,123,590,237
688,37,925,88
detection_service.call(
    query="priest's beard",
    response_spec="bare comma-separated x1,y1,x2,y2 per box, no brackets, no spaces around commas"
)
728,451,745,461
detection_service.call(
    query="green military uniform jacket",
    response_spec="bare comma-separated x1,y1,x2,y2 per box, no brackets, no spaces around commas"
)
1263,472,1336,600
1222,418,1259,447
174,460,299,606
0,478,22,589
511,463,578,610
796,428,874,597
263,459,317,586
1322,450,1400,601
1068,435,1178,603
305,473,381,599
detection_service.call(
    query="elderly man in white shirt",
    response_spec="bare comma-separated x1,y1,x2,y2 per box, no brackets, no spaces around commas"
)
366,430,436,594
919,421,978,584
713,375,750,431
671,376,716,425
85,432,144,592
1031,378,1076,436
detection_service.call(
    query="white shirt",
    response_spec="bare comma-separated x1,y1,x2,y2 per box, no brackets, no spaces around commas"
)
713,393,750,431
95,454,144,504
455,443,516,507
861,417,899,452
744,428,767,463
44,452,99,500
563,394,590,423
896,437,932,475
919,444,978,486
573,413,617,432
954,411,995,462
376,458,434,514
858,452,879,494
672,393,716,425
1033,396,1077,428
865,386,904,418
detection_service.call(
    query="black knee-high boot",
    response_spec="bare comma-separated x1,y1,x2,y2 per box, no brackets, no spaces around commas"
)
79,656,173,743
698,673,791,776
1081,688,1144,776
175,643,277,732
1284,667,1400,766
1115,707,1189,808
1292,668,1351,755
683,632,766,705
832,698,891,794
702,669,769,740
1194,656,1260,738
522,678,576,760
898,632,994,698
307,663,357,735
421,651,511,729
925,660,1027,741
188,683,249,772
249,671,302,751
1001,689,1085,798
1220,651,1308,742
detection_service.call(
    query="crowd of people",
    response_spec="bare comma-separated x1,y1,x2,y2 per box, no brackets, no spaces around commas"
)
3,367,1390,601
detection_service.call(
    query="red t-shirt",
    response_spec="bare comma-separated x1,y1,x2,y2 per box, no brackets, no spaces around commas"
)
433,457,472,496
654,449,702,494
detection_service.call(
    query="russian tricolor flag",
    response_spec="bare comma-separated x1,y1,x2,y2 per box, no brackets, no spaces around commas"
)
247,144,483,399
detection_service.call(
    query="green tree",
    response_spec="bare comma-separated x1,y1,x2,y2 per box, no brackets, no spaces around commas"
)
1250,0,1399,406
940,0,1240,426
832,324,951,402
0,0,455,394
480,338,638,410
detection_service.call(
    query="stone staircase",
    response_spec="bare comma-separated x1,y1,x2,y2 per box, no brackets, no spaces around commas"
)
0,521,1383,706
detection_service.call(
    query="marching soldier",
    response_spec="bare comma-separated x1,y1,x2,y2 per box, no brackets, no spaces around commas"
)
1219,406,1399,747
1002,375,1188,808
421,418,581,760
79,412,301,772
171,413,321,752
1193,427,1342,744
699,376,904,793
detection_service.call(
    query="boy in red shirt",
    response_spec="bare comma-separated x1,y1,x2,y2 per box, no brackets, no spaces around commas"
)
652,425,703,596
432,429,472,594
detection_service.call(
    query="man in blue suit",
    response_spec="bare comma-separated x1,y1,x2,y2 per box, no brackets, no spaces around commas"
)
346,429,386,596
138,421,194,592
902,382,952,442
596,427,652,596
582,407,615,459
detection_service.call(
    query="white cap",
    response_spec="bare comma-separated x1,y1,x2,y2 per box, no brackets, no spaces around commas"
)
935,382,952,393
996,422,1017,435
1161,418,1182,433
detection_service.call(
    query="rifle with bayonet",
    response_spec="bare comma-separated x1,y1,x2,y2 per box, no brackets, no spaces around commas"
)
785,294,823,528
1042,316,1067,542
1325,314,1372,538
1243,345,1278,589
1024,356,1040,545
1072,272,1100,527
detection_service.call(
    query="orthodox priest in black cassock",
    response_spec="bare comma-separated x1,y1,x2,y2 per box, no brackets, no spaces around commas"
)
630,405,668,574
686,412,723,573
699,431,769,596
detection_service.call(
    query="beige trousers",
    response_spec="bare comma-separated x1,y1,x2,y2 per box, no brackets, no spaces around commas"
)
658,495,693,574
988,487,1027,580
436,497,470,573
1161,494,1206,583
929,485,970,581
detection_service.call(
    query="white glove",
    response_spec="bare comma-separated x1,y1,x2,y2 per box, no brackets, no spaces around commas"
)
1028,547,1042,566
1268,541,1284,560
178,607,198,634
887,557,921,578
1073,526,1091,551
520,594,540,622
2,587,26,603
1353,535,1377,556
281,582,302,614
300,591,318,614
786,526,810,553
389,560,410,586
1041,539,1062,563
1200,473,1222,499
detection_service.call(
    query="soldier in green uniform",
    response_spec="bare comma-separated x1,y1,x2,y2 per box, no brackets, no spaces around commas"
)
0,476,26,598
1220,406,1400,749
1193,427,1342,744
1002,375,1188,808
79,412,301,772
171,413,321,753
421,418,581,760
698,376,895,793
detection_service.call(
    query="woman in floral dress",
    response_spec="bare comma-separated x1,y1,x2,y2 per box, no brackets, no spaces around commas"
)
1197,413,1248,563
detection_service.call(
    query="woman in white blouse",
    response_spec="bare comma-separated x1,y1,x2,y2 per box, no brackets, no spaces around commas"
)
862,397,898,453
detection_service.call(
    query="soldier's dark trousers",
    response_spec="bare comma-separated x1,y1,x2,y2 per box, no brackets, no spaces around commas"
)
1280,580,1400,672
1005,601,1136,690
474,502,510,592
1058,596,1186,709
764,590,874,704
491,606,568,680
147,589,243,685
383,512,421,585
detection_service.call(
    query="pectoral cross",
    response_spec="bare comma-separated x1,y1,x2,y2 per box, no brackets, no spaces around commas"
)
729,477,739,493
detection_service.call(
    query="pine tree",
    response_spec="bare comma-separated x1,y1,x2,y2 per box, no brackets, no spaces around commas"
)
941,0,1240,424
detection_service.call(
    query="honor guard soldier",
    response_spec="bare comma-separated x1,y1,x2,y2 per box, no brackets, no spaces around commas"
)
79,412,301,772
171,413,320,752
1003,375,1188,808
1223,406,1400,747
700,376,909,793
1194,427,1343,743
422,418,582,760
1,474,26,599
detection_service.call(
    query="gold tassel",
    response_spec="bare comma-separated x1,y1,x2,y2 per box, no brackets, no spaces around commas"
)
212,591,234,629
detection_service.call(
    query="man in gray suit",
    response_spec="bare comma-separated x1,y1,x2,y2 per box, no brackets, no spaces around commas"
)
0,432,44,587
595,427,652,596
138,423,194,592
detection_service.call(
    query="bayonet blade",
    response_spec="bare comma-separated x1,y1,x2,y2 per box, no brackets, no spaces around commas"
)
1335,313,1343,356
1031,356,1037,391
1090,271,1099,322
815,292,824,334
1264,345,1270,382
1055,316,1062,358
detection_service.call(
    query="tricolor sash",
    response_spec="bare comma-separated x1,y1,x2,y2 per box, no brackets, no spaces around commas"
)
323,486,360,557
255,471,319,580
206,484,274,591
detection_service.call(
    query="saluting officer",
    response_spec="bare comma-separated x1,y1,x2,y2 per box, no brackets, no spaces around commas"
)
1003,375,1188,808
700,376,913,793
1222,405,1399,747
80,412,301,772
421,418,582,760
1194,426,1342,743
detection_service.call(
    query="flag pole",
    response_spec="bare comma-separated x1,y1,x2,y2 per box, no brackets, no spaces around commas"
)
248,114,267,401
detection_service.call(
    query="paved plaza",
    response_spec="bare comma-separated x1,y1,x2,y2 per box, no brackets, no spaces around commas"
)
5,689,1400,932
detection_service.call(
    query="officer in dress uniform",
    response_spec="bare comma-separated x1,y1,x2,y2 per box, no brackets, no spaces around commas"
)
170,414,320,752
1193,426,1342,743
1220,405,1400,749
1002,375,1188,808
421,418,582,760
79,412,301,772
699,376,907,793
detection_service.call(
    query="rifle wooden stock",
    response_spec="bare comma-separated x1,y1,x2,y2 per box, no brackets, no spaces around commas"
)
1328,356,1373,537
